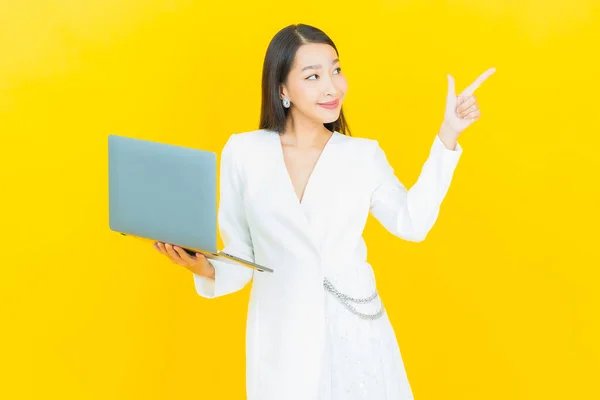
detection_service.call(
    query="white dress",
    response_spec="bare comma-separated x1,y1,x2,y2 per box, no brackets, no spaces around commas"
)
194,128,462,400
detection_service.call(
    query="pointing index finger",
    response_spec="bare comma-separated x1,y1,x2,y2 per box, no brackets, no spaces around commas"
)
459,67,496,97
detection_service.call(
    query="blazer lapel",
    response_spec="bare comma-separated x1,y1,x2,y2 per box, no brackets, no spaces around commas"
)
271,131,342,256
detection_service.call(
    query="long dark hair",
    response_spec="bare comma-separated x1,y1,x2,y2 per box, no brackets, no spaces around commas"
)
258,24,352,136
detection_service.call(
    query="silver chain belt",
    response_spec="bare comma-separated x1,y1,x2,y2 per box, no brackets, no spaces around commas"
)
323,278,385,320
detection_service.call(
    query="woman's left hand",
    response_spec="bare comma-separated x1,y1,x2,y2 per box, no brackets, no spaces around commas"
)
443,67,496,136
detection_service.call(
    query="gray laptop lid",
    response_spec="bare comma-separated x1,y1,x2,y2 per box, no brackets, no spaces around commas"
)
108,134,217,253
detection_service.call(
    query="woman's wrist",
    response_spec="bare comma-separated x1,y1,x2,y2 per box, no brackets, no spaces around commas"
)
192,258,215,279
438,121,459,151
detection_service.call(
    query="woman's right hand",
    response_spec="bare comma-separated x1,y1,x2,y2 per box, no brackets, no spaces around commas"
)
154,242,215,279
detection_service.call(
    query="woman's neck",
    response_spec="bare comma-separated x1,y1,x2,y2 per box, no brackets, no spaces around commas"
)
282,116,331,148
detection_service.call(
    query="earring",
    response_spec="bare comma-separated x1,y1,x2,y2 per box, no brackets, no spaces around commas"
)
282,98,290,108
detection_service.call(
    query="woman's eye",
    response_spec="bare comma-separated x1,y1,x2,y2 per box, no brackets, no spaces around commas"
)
306,68,342,80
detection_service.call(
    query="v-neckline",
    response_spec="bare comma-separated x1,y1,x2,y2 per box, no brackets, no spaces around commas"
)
276,130,337,206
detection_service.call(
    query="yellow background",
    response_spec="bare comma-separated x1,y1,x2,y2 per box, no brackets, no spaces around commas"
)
1,0,598,399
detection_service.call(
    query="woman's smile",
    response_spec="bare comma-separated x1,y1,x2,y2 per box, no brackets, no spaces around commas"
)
317,98,340,109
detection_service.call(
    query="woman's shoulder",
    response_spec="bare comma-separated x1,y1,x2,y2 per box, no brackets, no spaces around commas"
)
226,128,274,147
333,131,380,158
334,132,376,146
220,129,275,168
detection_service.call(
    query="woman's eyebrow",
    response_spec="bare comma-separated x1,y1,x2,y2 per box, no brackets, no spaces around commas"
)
301,58,340,72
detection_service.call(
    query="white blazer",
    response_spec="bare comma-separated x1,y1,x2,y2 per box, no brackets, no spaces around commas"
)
194,128,462,400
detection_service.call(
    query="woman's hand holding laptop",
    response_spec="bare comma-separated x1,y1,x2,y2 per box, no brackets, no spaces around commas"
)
154,242,215,279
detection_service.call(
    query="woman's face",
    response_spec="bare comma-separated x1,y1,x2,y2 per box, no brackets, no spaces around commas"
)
280,43,348,125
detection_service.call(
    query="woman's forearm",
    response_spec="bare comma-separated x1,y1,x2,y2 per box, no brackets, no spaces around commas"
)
437,121,459,151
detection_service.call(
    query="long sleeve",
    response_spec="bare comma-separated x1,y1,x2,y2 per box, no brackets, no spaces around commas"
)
368,134,463,242
194,134,255,298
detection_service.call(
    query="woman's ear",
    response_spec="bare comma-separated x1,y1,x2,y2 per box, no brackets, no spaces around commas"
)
279,84,288,100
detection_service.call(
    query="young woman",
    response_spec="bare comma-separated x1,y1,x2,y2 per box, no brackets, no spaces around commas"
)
155,24,494,400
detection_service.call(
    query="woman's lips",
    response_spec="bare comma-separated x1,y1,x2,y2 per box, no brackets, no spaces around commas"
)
318,99,339,109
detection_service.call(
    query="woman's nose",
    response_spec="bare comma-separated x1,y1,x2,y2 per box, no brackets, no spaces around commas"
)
323,79,337,97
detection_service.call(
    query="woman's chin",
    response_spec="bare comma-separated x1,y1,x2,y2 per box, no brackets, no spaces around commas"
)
318,110,341,124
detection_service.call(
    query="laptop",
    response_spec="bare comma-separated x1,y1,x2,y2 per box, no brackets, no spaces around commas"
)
108,134,273,273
